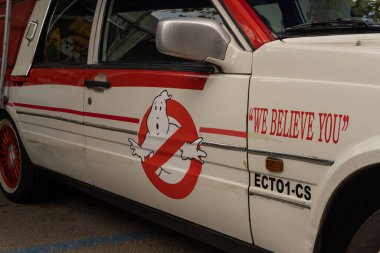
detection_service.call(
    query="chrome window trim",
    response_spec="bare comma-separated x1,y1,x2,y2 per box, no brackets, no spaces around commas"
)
88,0,107,65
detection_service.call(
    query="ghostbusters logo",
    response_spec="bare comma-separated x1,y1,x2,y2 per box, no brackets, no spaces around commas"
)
128,91,207,199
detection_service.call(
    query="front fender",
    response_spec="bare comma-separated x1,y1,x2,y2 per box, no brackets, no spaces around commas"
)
307,136,380,252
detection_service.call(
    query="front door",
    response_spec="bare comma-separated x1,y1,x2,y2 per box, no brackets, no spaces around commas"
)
84,0,253,242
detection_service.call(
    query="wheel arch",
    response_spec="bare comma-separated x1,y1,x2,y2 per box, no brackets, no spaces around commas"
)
0,107,50,203
313,162,380,253
2,107,32,158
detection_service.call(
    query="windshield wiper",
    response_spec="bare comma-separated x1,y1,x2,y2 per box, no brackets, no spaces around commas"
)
284,18,379,33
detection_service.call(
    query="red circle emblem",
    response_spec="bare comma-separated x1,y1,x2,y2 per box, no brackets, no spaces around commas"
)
137,99,203,199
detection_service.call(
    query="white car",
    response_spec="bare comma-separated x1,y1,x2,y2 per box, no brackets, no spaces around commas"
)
0,0,379,252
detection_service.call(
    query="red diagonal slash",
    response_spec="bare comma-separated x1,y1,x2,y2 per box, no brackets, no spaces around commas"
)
138,100,202,199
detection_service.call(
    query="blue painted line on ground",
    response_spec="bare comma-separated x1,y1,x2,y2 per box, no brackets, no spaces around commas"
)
0,231,156,253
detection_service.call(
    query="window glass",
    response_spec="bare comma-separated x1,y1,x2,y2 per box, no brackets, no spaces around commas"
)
42,0,97,64
101,0,223,63
254,3,284,32
247,0,303,33
247,0,380,37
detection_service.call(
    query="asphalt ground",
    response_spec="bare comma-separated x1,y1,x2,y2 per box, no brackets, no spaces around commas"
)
0,186,223,253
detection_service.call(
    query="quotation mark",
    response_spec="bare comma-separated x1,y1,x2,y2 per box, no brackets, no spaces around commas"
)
342,115,349,131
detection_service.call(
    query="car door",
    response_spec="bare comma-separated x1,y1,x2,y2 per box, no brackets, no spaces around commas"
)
8,0,98,183
84,0,253,243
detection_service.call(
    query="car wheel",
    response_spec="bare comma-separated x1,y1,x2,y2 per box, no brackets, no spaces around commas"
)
347,209,380,253
0,113,48,203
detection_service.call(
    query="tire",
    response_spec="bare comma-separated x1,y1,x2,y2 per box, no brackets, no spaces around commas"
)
0,112,48,203
347,209,380,253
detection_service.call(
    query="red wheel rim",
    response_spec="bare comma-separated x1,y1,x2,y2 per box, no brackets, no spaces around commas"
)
0,125,21,189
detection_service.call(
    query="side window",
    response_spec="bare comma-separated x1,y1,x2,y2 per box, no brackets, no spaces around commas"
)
101,0,223,63
41,0,97,65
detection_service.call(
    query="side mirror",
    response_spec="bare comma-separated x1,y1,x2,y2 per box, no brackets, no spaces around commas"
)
156,17,231,62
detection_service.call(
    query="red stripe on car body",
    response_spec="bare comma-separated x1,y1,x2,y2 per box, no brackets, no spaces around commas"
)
22,68,86,86
223,0,274,48
12,69,209,91
86,69,208,90
13,102,140,124
13,103,84,116
199,127,247,138
83,111,139,124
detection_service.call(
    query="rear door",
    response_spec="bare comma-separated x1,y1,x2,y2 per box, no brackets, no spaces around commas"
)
84,0,253,242
9,0,98,183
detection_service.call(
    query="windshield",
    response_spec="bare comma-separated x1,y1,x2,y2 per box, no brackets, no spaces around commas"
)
247,0,380,36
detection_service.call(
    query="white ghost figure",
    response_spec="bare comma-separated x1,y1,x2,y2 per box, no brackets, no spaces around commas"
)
129,90,207,184
60,38,80,63
60,38,74,57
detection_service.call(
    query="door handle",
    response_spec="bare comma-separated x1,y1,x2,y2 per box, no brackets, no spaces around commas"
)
85,74,111,91
84,80,111,89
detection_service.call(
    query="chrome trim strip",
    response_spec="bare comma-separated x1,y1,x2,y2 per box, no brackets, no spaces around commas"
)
84,122,138,135
17,111,83,125
249,191,311,209
202,141,246,152
202,142,333,166
90,0,107,64
17,111,138,136
20,121,82,136
248,149,334,166
16,111,334,166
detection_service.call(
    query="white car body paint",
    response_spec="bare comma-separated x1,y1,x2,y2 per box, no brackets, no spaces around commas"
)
2,0,380,252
